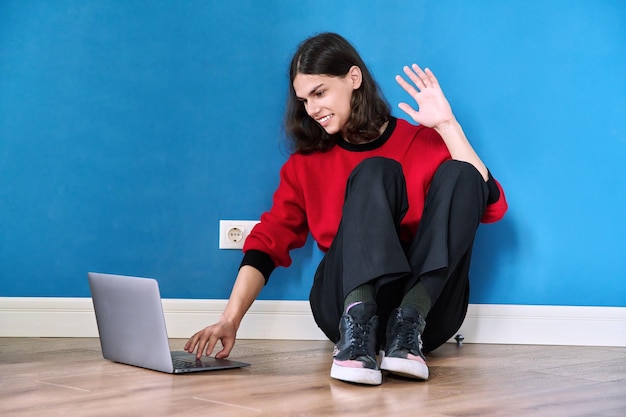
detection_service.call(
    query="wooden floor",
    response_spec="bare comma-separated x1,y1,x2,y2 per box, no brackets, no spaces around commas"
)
0,338,624,416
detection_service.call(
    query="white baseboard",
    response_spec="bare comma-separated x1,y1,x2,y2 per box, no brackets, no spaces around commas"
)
0,297,624,347
457,304,626,347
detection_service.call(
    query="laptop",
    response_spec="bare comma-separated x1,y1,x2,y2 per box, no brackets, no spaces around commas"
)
88,272,250,374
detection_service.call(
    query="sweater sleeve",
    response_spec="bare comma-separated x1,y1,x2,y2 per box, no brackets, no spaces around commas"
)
481,171,508,223
241,156,309,277
240,250,276,284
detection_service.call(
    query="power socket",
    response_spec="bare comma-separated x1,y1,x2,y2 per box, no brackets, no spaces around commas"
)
219,220,260,249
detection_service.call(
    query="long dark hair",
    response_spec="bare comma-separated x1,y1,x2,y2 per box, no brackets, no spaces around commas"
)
285,33,391,154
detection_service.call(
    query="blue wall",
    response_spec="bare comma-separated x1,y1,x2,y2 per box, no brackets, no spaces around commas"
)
1,1,624,307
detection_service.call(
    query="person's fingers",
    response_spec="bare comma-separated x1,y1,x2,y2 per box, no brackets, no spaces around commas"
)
422,67,439,87
184,332,201,353
215,338,234,359
397,102,419,120
410,64,433,88
184,336,193,351
403,65,427,90
186,322,237,359
202,333,219,359
395,74,419,98
186,328,217,359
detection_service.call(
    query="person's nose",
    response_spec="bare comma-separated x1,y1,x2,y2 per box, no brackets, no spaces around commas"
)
307,100,320,118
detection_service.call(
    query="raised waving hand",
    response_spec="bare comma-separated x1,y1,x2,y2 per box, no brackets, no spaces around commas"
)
396,64,489,181
395,64,455,129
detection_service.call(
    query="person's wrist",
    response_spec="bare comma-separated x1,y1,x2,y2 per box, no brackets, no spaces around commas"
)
433,117,458,134
219,314,240,331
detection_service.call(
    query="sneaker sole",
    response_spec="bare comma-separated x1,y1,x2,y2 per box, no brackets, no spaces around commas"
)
330,363,382,385
380,356,429,380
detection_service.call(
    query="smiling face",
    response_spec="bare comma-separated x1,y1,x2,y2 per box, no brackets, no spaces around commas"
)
292,66,362,136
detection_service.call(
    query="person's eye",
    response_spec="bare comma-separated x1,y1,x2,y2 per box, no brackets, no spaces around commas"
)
316,90,325,97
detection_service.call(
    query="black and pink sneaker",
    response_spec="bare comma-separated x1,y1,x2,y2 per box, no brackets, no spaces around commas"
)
380,306,429,380
330,301,382,385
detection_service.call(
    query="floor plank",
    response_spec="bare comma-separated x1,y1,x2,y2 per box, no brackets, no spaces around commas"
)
0,338,624,416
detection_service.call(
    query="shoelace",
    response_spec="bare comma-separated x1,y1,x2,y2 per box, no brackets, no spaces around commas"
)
350,321,374,357
392,317,422,352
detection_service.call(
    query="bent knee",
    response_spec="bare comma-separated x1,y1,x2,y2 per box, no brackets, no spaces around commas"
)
435,160,485,187
350,157,403,181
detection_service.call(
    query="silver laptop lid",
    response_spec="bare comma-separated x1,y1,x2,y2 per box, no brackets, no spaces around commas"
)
88,272,175,373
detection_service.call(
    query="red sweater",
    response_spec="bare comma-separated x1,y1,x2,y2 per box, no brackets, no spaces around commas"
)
243,118,508,278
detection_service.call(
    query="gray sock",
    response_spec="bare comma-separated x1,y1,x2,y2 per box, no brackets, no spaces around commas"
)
400,281,432,319
344,283,375,312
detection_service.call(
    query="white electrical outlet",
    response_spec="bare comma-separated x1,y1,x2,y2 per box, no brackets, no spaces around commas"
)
219,220,260,249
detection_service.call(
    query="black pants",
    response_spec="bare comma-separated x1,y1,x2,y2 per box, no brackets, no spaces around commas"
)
309,157,489,353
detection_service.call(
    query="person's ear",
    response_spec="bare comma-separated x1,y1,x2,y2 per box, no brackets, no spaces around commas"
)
349,66,363,90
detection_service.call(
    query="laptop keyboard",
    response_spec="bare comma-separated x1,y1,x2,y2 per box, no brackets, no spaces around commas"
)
172,357,204,369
